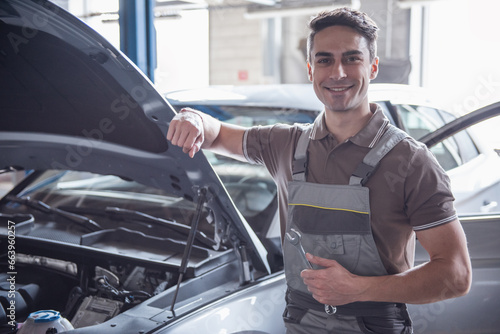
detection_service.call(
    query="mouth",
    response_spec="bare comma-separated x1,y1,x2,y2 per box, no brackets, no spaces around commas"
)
325,85,352,92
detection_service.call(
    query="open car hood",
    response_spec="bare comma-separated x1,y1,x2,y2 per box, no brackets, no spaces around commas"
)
0,0,269,272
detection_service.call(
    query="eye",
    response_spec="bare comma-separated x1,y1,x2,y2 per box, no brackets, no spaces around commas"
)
316,58,331,65
346,56,361,63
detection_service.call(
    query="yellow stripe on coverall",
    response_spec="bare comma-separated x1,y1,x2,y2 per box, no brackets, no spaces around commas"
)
288,203,369,215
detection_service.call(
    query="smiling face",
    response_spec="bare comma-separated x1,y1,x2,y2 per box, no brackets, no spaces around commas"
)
308,25,379,115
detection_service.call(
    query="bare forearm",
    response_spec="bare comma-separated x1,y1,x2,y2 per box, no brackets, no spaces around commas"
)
359,258,471,304
361,222,471,304
194,110,247,161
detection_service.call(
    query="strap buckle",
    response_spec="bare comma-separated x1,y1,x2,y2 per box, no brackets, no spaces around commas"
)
292,157,307,175
351,162,375,185
325,304,337,315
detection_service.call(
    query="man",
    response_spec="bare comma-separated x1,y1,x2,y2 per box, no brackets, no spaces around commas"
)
167,7,471,333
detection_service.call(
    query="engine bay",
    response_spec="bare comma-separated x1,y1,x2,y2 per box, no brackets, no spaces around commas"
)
0,244,178,331
0,170,268,332
0,187,236,332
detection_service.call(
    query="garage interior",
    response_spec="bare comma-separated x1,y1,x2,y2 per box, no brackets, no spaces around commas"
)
52,0,500,118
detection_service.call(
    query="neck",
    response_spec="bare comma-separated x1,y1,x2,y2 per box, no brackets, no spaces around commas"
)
324,104,373,143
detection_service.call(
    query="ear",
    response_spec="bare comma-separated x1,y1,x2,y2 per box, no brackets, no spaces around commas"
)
307,62,313,82
370,57,379,80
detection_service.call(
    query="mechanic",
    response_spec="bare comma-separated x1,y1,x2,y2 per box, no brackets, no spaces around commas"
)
167,7,471,334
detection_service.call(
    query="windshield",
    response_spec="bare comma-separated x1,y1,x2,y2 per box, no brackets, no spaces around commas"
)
206,152,276,219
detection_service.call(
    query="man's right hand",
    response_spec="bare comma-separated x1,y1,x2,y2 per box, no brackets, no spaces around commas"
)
167,108,205,158
167,107,246,162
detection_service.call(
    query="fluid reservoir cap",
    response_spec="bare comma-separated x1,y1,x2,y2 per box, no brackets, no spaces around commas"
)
29,310,61,323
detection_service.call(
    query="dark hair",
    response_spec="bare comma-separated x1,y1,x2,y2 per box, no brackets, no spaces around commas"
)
307,7,379,62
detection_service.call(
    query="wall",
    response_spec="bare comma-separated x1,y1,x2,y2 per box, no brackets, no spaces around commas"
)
209,7,265,85
208,0,412,85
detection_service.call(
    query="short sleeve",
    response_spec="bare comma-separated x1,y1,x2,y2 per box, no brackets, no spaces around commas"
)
243,124,300,178
403,140,457,231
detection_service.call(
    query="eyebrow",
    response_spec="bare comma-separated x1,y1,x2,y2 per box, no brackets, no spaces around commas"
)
343,50,364,57
314,50,364,58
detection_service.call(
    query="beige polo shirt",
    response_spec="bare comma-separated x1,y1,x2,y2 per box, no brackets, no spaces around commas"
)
243,103,457,274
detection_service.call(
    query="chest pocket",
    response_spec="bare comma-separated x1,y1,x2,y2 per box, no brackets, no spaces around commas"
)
309,234,360,271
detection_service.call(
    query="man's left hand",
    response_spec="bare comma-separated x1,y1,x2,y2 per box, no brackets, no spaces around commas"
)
300,253,368,306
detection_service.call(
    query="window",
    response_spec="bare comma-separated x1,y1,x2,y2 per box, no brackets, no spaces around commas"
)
395,104,479,171
439,109,480,164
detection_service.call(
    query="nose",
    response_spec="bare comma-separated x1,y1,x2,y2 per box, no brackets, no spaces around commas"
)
330,62,347,80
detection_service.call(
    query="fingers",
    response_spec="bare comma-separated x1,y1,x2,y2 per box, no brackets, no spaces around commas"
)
300,256,360,305
301,270,330,304
188,137,203,158
168,120,200,153
300,264,335,305
306,253,338,268
167,110,204,158
300,255,340,286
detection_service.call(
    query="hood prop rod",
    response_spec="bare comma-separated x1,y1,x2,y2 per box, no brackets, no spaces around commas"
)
170,187,207,316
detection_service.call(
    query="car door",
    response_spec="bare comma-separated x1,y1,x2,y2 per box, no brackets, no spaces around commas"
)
409,102,500,333
409,213,500,333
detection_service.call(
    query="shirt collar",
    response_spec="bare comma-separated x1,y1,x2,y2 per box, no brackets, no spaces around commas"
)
310,103,390,148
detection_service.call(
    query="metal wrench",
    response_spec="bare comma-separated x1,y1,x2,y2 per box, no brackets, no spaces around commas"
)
285,228,337,315
285,228,312,269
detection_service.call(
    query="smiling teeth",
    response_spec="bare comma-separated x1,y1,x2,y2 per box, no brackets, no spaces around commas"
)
328,87,348,92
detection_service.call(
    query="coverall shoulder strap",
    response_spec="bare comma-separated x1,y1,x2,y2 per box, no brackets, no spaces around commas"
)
292,124,313,181
349,125,409,186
